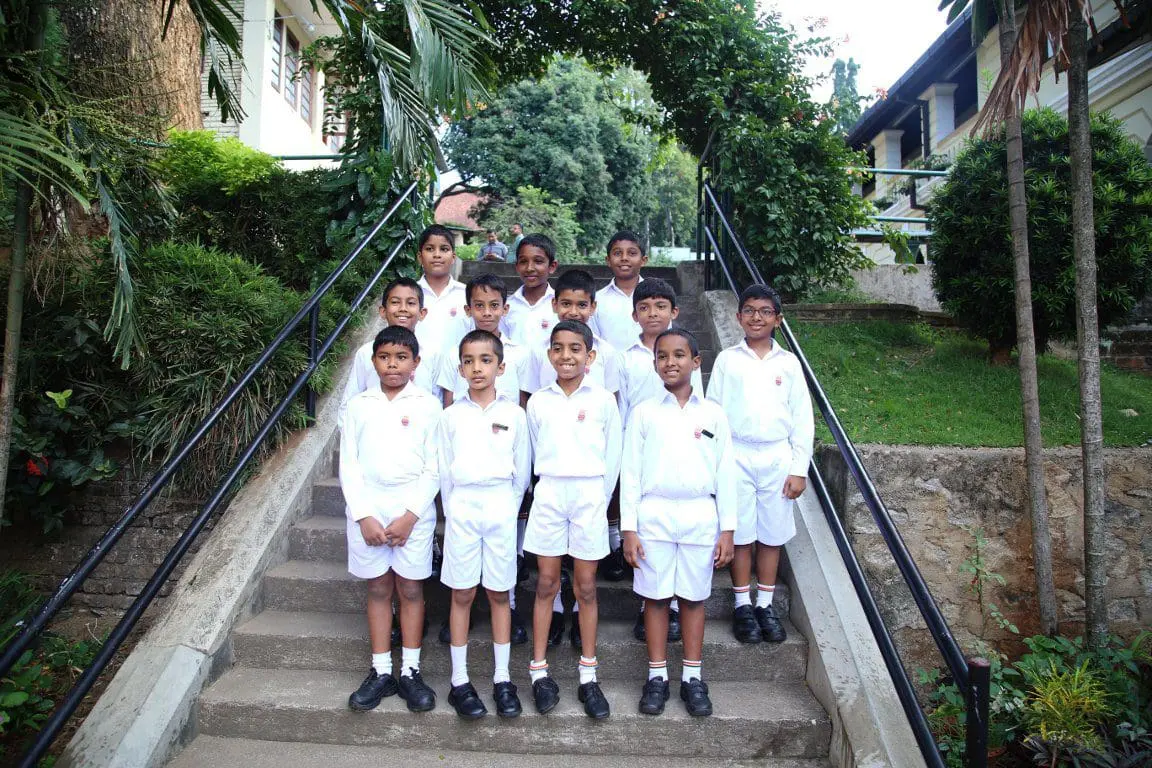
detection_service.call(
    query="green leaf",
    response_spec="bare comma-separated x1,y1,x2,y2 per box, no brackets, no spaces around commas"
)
45,390,73,409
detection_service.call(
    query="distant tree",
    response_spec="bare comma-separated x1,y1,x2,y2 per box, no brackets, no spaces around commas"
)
477,186,581,262
829,57,863,135
648,144,697,248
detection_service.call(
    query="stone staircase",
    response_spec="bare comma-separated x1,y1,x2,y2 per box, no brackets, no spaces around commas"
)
166,459,832,767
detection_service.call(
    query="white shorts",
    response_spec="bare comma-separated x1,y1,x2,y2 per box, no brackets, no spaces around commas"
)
346,507,436,580
733,440,797,546
633,539,715,602
441,484,518,592
523,476,609,561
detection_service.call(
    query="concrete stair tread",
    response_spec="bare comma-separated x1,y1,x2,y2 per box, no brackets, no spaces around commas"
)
197,667,830,758
169,736,829,768
230,610,805,680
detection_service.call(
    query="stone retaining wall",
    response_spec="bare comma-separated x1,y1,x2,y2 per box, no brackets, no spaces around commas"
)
816,444,1152,676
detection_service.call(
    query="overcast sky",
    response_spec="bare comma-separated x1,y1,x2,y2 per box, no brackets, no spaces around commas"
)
762,0,953,101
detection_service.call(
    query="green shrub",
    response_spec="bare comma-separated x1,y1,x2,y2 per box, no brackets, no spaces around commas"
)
456,243,480,261
159,130,280,196
478,186,581,263
929,108,1152,356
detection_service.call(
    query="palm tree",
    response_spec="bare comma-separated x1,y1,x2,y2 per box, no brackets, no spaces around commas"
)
970,0,1121,649
937,0,1058,637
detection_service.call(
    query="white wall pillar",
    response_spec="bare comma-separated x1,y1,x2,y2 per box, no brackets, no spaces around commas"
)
919,83,959,148
238,0,274,149
869,129,904,196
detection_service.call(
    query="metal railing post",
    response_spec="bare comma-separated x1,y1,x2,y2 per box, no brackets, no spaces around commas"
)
306,304,320,420
966,657,991,768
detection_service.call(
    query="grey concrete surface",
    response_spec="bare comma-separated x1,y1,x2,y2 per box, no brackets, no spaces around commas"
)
704,286,926,768
848,265,941,312
197,668,830,759
230,610,807,681
59,314,381,768
168,736,833,768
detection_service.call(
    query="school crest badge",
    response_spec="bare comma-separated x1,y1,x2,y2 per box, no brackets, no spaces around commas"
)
401,416,410,427
540,318,549,329
775,376,782,386
577,409,586,422
450,308,457,317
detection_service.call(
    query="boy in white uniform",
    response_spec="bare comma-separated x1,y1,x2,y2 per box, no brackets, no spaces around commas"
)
707,284,814,644
616,277,702,640
438,273,532,408
414,225,468,353
590,230,647,351
622,328,735,717
340,277,441,418
341,326,441,713
437,330,532,719
505,234,558,349
524,320,622,719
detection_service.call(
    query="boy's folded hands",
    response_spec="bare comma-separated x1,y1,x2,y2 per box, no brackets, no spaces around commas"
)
358,517,389,547
622,531,645,568
382,510,419,547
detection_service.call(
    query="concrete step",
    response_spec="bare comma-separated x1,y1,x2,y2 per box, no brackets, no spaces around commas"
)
170,736,831,768
196,668,830,759
262,560,790,620
231,610,806,682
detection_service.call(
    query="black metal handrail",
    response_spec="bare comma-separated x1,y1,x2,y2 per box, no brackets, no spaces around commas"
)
695,145,989,768
2,181,420,767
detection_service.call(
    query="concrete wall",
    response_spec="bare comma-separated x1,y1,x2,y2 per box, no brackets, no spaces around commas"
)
848,265,942,312
817,444,1152,676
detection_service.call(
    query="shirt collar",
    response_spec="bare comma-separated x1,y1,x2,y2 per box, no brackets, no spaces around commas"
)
418,275,462,299
605,275,643,296
511,284,555,306
545,378,594,397
659,386,703,407
737,338,781,360
459,390,509,409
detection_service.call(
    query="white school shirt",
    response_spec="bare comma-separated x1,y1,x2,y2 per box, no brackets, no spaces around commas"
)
505,285,556,349
526,380,623,502
620,388,738,544
436,329,533,402
338,384,441,522
522,332,621,394
617,338,704,426
706,340,815,477
417,275,468,354
339,337,443,421
591,277,643,352
436,392,531,502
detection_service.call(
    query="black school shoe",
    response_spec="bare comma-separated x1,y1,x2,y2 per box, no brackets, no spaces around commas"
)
447,682,488,719
599,548,628,581
348,669,398,711
547,611,565,647
667,609,682,642
732,604,762,644
493,681,523,718
680,678,713,717
532,676,560,714
638,677,670,715
577,681,611,719
398,668,436,712
632,609,646,641
754,605,787,643
510,607,529,645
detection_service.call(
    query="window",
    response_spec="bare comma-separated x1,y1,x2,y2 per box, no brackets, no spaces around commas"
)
271,17,284,90
326,110,348,152
284,31,300,107
300,66,313,124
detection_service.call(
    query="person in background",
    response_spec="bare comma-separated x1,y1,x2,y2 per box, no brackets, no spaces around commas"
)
479,230,509,262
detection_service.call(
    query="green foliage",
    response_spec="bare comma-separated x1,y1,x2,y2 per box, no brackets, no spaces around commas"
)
1022,660,1116,750
648,143,697,248
829,57,864,136
929,108,1152,354
159,130,279,196
478,186,581,261
456,243,480,261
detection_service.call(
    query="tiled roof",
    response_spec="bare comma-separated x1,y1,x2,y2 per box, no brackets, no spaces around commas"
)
434,191,485,231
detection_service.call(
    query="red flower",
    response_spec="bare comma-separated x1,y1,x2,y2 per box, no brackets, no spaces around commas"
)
26,458,43,477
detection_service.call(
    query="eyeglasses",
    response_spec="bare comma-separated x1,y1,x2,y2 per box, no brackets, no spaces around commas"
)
740,307,777,319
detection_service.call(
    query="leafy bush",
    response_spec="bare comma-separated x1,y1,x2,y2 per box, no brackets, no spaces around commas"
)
159,130,280,196
456,243,480,261
478,186,581,262
929,109,1152,356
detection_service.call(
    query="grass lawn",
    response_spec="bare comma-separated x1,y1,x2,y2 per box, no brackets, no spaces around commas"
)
787,320,1152,447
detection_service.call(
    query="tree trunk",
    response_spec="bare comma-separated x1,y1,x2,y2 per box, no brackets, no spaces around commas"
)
0,183,34,537
58,0,204,133
1067,8,1108,650
998,0,1058,636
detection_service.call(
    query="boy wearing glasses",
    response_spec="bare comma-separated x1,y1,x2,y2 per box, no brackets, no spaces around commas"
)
706,285,814,645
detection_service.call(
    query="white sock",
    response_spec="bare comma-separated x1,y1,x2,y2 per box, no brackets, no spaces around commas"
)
509,589,517,610
552,591,563,613
579,656,598,684
608,523,621,551
670,598,680,612
757,583,775,607
648,660,667,681
682,659,702,682
517,518,527,556
529,659,549,682
450,644,468,687
493,642,511,684
372,652,392,676
734,585,752,608
401,646,421,676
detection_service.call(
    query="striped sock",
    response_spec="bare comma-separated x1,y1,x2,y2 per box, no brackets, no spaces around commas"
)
648,659,668,681
757,583,776,607
682,659,702,683
529,659,549,683
734,584,752,608
579,656,598,684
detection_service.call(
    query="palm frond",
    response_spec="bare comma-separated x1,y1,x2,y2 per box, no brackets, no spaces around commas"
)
975,0,1092,134
165,0,245,122
94,169,145,368
0,108,89,204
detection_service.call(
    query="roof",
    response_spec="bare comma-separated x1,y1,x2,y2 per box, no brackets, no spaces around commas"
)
846,8,976,149
434,191,486,231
